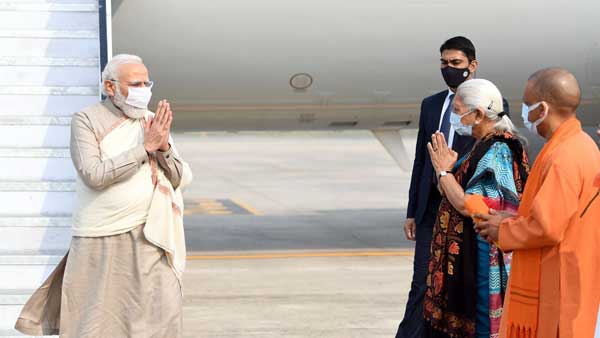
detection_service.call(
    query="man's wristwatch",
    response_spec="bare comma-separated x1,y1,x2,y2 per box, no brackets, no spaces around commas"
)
438,170,449,180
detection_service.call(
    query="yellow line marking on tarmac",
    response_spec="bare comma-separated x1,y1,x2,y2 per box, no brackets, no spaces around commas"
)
200,206,229,211
198,201,225,206
184,209,232,215
185,198,261,216
187,250,414,260
230,198,262,216
197,205,226,210
197,204,226,208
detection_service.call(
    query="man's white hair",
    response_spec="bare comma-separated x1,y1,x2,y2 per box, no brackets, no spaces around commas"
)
456,78,518,134
101,54,143,96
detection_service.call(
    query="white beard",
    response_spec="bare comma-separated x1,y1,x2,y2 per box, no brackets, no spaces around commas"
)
111,90,147,119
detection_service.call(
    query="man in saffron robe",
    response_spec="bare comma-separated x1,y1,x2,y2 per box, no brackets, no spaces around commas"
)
475,68,600,338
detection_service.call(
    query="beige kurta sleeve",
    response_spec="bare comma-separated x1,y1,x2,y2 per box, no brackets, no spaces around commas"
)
70,111,149,190
155,144,183,189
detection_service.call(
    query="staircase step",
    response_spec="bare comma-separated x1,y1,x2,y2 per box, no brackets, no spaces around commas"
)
0,148,73,181
0,181,75,192
0,188,74,216
0,56,98,67
0,102,91,148
0,217,70,227
0,181,75,216
0,86,97,95
0,96,97,116
0,11,97,32
0,125,70,148
0,161,75,182
0,116,74,147
0,290,33,332
0,252,64,265
0,0,96,2
0,30,96,39
0,328,56,337
0,148,70,158
0,2,96,12
0,0,95,2
0,290,32,305
0,216,71,251
0,117,71,125
0,66,98,86
0,252,64,290
0,37,98,58
0,227,71,251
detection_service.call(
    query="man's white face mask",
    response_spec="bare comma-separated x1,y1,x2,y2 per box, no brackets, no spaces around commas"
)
111,80,153,119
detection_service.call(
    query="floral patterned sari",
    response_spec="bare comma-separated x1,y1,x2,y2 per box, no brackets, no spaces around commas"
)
424,132,529,338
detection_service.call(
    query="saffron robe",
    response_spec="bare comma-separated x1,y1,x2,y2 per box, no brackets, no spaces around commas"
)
499,118,600,338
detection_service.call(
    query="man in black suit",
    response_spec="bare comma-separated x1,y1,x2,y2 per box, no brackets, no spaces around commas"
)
395,36,509,338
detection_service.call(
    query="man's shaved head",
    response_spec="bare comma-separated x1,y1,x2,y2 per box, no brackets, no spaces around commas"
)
527,67,581,114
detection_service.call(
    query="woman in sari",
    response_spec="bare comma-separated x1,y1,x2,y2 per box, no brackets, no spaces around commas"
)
423,79,529,338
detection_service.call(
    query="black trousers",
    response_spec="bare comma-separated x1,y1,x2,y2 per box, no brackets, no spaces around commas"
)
395,191,441,338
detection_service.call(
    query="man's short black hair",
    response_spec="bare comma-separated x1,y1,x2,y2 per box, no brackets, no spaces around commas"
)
440,36,476,62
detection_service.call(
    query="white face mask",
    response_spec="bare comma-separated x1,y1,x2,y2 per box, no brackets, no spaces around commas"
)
521,102,546,136
125,86,152,109
450,110,475,136
111,82,153,119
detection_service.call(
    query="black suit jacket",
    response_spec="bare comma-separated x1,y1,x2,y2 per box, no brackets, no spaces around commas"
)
406,90,510,225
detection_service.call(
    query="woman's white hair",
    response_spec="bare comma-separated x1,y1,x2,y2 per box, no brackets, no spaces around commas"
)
100,54,143,96
456,78,518,134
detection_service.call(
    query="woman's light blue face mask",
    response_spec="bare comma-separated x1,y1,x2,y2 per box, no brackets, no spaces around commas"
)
450,109,475,136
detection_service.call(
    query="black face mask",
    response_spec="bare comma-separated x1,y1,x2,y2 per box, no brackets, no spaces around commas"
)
441,65,471,88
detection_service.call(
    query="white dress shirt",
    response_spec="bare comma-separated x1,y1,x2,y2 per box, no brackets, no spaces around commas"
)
437,89,456,148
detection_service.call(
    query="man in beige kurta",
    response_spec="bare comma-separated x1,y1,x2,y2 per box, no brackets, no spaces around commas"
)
15,54,190,338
